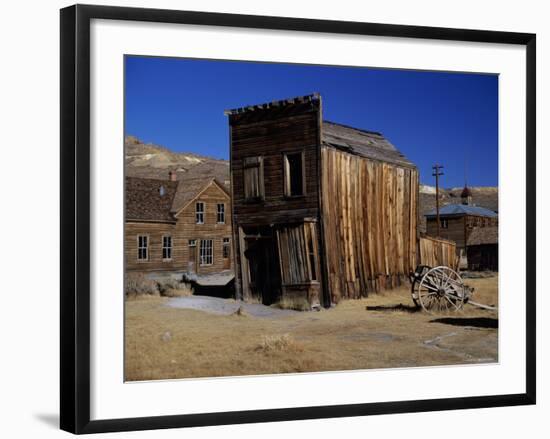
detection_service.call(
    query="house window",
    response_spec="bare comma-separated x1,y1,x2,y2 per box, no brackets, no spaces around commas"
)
222,237,231,259
137,235,148,261
440,219,449,229
200,239,213,266
162,235,172,260
283,151,305,197
196,202,204,224
243,156,264,201
217,203,225,224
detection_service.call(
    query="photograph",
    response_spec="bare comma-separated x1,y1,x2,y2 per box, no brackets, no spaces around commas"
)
123,56,499,381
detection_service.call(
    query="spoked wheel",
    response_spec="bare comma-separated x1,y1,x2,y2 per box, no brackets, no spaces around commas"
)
415,266,466,313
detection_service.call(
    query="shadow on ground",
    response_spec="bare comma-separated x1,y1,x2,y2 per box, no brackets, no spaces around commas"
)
366,303,420,313
430,317,498,329
34,413,58,429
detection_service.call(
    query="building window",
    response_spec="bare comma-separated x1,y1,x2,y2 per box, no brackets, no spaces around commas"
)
196,202,204,224
137,235,148,261
243,156,264,201
217,203,225,224
162,235,172,260
283,151,305,197
200,239,213,266
222,237,231,259
440,219,448,229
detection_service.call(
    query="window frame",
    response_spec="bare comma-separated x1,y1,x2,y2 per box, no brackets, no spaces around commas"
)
199,239,214,266
217,203,226,224
283,150,306,198
441,218,449,229
243,156,264,202
195,201,205,224
137,234,149,261
162,235,172,261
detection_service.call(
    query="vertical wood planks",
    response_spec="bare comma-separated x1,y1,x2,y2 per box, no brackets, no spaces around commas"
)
321,147,419,302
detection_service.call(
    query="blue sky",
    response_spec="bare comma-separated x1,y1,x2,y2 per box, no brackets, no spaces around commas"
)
125,56,498,187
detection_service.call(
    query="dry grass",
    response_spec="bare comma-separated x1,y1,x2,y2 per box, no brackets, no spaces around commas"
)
274,296,311,311
255,334,304,353
125,275,498,381
125,272,159,296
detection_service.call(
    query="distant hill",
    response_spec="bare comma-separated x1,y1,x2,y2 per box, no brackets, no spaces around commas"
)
125,136,497,230
125,135,230,185
419,184,498,232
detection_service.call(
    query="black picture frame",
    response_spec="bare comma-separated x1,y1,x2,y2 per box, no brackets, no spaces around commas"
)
60,4,536,434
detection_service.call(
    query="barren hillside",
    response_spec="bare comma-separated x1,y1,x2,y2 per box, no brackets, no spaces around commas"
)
125,135,230,184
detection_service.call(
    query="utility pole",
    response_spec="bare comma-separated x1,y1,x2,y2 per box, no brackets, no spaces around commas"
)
432,164,444,237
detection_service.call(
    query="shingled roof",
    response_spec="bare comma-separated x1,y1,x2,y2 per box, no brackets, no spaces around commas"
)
170,177,230,214
125,177,178,222
425,204,498,218
321,121,415,167
467,226,498,246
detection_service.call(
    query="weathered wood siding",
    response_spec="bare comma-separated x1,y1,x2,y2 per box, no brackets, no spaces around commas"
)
125,222,177,272
320,146,418,302
174,182,233,275
276,222,321,306
426,215,498,251
418,235,457,269
231,111,321,226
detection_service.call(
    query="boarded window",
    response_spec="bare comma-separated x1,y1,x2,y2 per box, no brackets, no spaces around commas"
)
162,235,172,260
276,222,318,285
200,239,213,266
137,235,148,261
243,156,264,201
222,237,231,259
217,203,225,223
196,202,204,224
284,152,305,197
305,226,317,281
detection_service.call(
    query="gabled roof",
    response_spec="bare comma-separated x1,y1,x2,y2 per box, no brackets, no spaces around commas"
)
125,177,178,222
322,121,415,167
171,177,230,214
425,203,498,218
467,226,498,246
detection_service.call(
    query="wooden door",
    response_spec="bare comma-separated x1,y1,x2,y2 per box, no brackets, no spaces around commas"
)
188,241,197,273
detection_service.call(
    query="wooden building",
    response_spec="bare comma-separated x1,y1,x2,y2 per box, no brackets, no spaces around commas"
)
425,191,498,266
466,226,498,271
125,175,233,278
226,93,419,308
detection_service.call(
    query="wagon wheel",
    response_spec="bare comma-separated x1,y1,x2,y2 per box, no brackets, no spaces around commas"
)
416,266,466,313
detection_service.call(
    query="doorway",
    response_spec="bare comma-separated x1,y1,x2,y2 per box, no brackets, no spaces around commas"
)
243,229,281,305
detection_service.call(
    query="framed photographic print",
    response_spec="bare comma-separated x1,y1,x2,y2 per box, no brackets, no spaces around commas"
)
60,4,536,434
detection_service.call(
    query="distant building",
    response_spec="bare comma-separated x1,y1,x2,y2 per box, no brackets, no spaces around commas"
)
425,185,498,268
466,226,498,271
125,174,234,287
226,93,419,308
